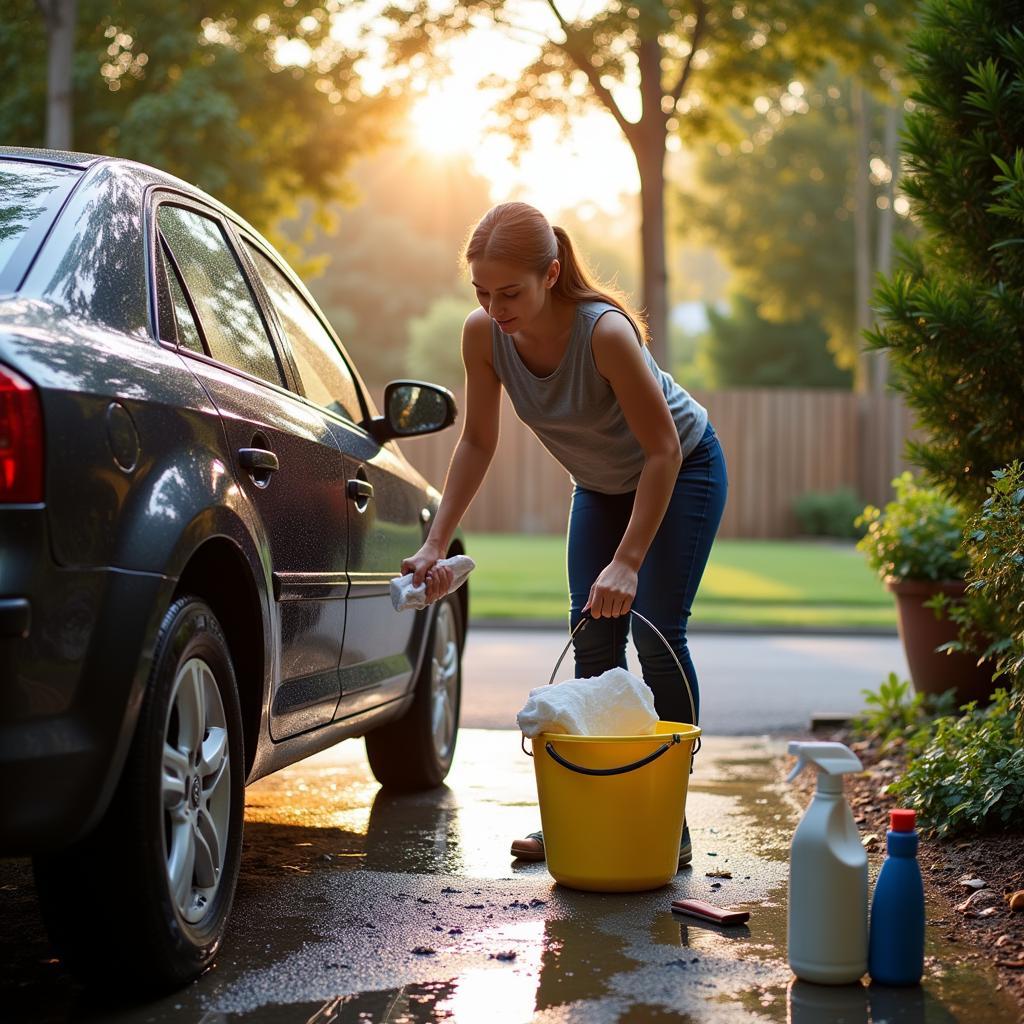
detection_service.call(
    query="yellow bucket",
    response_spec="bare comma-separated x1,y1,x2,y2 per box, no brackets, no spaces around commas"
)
525,610,702,892
531,720,701,891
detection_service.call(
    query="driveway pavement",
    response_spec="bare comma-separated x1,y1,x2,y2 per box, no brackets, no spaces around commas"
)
3,730,1015,1023
462,628,909,734
9,628,979,1024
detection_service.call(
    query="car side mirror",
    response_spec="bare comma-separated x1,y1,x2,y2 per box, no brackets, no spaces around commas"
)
367,381,457,442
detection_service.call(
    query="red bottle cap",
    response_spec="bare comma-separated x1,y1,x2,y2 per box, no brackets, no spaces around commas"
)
890,809,916,832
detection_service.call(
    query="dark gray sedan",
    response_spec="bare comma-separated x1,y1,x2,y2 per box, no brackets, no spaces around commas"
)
0,147,466,989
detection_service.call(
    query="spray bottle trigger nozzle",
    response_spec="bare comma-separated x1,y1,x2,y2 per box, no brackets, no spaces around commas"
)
786,741,863,784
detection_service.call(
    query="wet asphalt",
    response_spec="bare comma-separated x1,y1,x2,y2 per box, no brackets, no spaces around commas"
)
1,632,1017,1023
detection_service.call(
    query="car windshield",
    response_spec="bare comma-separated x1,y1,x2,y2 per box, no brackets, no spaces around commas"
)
0,160,82,293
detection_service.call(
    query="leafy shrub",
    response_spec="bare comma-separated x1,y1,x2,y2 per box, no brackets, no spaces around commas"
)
887,689,1024,837
855,472,968,582
865,2,1024,510
852,672,957,749
942,461,1024,727
794,487,865,539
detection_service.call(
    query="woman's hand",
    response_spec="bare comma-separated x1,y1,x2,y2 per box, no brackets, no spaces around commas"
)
401,542,454,605
583,559,638,619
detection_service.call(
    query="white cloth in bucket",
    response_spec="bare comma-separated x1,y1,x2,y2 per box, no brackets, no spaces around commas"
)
517,667,658,738
390,555,476,611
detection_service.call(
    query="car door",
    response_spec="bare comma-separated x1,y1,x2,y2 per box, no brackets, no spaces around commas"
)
241,239,424,718
154,197,348,740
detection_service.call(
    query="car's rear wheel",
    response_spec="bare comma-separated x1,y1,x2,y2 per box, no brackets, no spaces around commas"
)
365,594,463,792
33,597,244,990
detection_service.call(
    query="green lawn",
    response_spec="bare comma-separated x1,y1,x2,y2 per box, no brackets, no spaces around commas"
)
463,533,896,629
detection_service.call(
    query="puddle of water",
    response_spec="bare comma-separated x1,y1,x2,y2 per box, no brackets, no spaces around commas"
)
4,734,1021,1024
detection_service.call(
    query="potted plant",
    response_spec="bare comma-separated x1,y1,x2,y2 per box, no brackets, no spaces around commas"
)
856,472,993,703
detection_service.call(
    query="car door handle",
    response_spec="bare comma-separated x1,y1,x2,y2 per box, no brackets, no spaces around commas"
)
347,479,374,502
238,448,280,474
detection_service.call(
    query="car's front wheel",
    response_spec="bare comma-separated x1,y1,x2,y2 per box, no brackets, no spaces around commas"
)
365,594,463,791
33,597,244,990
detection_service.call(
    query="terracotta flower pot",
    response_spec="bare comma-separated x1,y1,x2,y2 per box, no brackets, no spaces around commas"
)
885,578,995,704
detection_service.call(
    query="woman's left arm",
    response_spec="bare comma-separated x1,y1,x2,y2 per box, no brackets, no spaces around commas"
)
585,312,683,618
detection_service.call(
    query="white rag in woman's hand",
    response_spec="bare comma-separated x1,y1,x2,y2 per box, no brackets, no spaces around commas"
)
390,554,476,611
517,667,658,737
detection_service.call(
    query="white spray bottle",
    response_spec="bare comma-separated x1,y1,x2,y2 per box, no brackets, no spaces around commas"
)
786,741,868,985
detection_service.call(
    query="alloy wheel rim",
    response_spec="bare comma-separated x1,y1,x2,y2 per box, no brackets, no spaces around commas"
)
429,603,459,762
161,657,231,924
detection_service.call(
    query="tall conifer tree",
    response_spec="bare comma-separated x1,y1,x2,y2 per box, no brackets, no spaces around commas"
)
868,0,1024,508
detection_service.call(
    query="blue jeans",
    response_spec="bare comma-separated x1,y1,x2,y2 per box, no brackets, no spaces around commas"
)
567,423,728,726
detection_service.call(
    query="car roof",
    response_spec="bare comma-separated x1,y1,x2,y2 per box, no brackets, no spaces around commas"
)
0,146,104,169
1,146,263,238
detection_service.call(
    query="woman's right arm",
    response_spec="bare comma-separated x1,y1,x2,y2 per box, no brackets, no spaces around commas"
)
402,309,501,598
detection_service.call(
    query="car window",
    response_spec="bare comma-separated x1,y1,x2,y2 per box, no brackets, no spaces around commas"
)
157,205,284,387
158,241,205,355
245,243,361,423
0,160,81,292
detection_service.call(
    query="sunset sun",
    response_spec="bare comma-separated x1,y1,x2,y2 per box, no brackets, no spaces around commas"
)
409,88,482,156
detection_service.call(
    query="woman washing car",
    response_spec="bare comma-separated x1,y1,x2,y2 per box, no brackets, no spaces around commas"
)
402,201,727,864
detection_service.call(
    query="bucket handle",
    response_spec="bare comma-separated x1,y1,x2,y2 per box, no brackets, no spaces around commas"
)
546,610,698,729
523,610,700,759
544,733,681,776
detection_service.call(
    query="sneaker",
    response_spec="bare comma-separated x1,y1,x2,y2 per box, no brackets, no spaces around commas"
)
510,830,545,862
678,825,692,868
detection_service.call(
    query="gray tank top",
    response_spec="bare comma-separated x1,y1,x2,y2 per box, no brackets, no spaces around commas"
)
491,300,708,494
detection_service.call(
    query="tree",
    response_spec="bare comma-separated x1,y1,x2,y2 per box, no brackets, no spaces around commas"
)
34,0,76,149
679,64,917,383
1,1,402,239
382,0,912,367
867,0,1024,509
705,293,854,387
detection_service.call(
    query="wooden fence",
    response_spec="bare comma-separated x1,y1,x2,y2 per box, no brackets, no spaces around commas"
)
393,387,918,538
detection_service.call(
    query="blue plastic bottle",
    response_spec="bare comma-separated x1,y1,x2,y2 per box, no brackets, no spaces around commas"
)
868,808,925,985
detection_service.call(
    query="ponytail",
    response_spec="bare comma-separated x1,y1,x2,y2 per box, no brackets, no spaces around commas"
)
464,202,649,346
550,225,649,345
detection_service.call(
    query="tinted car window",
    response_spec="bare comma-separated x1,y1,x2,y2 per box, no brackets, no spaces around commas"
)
157,205,283,387
0,161,81,292
159,243,205,355
246,243,361,422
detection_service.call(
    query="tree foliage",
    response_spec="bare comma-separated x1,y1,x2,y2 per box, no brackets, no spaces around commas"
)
292,145,492,384
704,293,853,387
681,64,917,375
380,0,915,366
0,0,401,240
867,0,1024,508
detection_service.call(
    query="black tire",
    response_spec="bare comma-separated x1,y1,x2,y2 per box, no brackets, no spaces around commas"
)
365,594,463,792
33,597,245,991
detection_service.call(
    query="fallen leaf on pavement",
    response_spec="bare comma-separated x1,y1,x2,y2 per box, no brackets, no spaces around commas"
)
706,870,732,879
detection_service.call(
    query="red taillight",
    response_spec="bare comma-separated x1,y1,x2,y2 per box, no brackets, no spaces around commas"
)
0,365,44,503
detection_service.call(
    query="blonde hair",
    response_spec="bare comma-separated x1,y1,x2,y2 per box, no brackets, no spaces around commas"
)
463,201,649,344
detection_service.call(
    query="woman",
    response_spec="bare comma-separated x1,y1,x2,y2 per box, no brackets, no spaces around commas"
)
402,202,727,865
